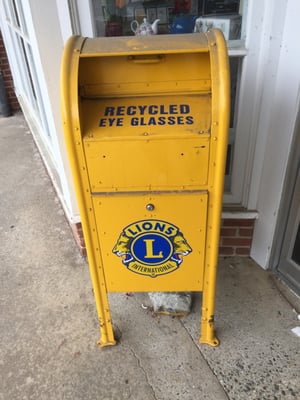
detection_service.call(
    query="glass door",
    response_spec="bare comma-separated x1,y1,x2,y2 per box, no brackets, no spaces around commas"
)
277,168,300,296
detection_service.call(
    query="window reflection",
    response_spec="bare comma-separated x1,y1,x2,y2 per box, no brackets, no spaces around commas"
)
92,0,242,38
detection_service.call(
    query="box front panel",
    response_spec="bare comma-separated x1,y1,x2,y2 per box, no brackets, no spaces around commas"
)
82,94,211,192
92,191,207,292
85,137,209,192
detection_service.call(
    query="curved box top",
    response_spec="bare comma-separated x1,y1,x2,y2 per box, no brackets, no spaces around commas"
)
80,33,210,57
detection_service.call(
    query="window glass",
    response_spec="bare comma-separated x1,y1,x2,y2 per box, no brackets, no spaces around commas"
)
3,0,51,138
292,222,300,265
224,56,242,192
92,0,243,39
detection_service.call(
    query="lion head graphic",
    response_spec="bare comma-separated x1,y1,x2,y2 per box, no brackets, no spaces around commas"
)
170,231,192,265
112,231,134,264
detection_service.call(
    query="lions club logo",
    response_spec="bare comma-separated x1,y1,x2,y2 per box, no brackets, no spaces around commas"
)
112,219,192,278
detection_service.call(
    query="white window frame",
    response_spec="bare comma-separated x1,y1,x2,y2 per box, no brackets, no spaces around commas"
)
224,0,269,206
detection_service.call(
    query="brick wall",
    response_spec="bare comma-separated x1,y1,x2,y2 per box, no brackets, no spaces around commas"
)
70,222,87,256
0,31,21,113
219,218,254,256
71,218,255,258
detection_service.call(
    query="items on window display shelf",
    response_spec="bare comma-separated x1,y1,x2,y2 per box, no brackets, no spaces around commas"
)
104,0,125,36
170,14,197,34
105,18,123,36
101,0,242,37
131,17,160,36
169,0,196,34
194,14,241,40
173,0,192,14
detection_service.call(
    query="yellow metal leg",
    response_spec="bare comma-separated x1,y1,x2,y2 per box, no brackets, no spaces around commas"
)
85,231,116,348
199,308,220,347
96,300,117,348
97,325,116,348
199,237,220,347
90,264,117,348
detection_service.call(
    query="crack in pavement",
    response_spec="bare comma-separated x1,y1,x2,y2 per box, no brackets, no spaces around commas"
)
123,343,159,400
178,318,230,400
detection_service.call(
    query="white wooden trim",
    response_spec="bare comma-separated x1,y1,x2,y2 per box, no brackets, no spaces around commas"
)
56,0,74,42
76,0,95,37
222,211,258,220
251,0,300,268
224,1,271,205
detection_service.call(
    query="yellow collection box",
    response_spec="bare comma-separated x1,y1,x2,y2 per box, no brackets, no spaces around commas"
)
61,31,229,348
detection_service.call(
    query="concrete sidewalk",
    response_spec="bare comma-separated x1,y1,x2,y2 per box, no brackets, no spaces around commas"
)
1,113,299,400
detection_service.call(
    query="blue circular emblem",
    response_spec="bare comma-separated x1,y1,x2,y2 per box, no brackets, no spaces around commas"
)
131,233,173,266
112,219,192,277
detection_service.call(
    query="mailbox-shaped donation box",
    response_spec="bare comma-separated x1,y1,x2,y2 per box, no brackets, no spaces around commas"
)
61,31,229,347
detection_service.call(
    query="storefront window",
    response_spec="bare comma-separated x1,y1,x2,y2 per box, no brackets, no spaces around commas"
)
91,0,247,200
92,0,243,39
